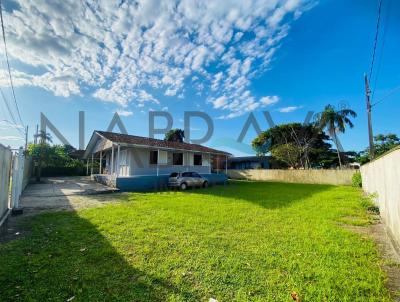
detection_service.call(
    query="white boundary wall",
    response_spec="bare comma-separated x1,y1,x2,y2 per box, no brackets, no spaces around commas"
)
0,144,12,224
361,147,400,246
228,169,355,185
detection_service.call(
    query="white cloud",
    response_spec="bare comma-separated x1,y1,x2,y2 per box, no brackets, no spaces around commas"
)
260,95,279,106
0,135,24,141
278,106,302,113
0,0,315,116
116,110,133,117
0,120,24,130
211,96,228,109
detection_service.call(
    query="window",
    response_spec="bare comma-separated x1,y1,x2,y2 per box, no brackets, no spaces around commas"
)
192,172,201,178
182,172,191,177
149,150,158,165
173,153,183,165
193,154,202,166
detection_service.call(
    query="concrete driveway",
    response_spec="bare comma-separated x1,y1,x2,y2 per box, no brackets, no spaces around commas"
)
20,177,120,211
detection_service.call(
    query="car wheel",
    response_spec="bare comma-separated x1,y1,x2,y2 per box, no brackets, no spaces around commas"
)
180,182,187,190
203,181,209,188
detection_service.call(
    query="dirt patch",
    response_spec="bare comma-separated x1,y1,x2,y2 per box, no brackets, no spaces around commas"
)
344,216,400,301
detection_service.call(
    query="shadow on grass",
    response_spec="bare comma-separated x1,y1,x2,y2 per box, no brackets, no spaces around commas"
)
0,203,192,301
184,180,335,209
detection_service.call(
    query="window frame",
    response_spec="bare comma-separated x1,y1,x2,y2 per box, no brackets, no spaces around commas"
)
193,154,202,166
149,150,158,165
172,152,184,166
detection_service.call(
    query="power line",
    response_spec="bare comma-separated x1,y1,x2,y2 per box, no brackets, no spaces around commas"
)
0,87,24,136
371,0,391,101
368,0,383,83
372,84,400,107
0,0,24,129
0,86,17,125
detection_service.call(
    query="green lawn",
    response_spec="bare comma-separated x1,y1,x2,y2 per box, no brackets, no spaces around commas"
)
0,181,392,301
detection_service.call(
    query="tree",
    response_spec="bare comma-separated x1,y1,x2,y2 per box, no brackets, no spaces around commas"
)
315,104,357,169
356,133,400,164
374,133,400,155
252,123,333,169
34,130,53,144
28,144,85,180
30,131,53,182
270,143,302,169
165,129,185,143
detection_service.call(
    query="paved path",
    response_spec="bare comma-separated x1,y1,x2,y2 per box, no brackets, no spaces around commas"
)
20,177,120,211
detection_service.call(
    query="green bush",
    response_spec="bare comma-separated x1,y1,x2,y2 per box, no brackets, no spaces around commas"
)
352,171,362,187
28,144,88,177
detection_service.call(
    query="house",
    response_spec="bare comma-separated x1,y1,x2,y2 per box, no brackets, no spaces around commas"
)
228,156,270,170
83,131,231,191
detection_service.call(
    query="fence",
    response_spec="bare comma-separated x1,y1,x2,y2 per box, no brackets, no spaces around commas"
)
0,146,29,228
0,144,12,225
228,169,356,186
360,147,400,247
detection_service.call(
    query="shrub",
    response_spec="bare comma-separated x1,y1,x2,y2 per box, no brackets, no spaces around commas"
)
352,171,362,187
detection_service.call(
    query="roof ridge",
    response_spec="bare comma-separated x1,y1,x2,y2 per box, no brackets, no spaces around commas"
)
94,130,231,156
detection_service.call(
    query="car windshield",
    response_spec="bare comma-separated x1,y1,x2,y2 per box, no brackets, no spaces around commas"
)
169,172,179,177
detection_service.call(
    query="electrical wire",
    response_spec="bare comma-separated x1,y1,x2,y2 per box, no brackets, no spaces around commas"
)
371,85,400,107
0,87,24,136
371,0,391,101
368,0,383,83
0,0,24,130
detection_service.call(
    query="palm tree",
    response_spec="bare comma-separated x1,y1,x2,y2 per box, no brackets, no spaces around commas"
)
32,131,52,182
34,130,52,144
315,104,357,169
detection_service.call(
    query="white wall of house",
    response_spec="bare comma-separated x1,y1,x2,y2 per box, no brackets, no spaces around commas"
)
99,145,212,177
125,147,210,176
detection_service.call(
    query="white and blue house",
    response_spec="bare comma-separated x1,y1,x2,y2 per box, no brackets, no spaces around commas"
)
84,131,231,191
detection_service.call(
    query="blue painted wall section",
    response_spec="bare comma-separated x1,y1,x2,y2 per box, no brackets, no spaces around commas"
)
115,173,227,192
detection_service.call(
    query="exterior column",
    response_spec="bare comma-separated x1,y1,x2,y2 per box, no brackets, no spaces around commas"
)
86,159,89,175
217,156,219,174
225,155,228,174
90,153,94,175
157,149,159,176
117,144,120,176
111,144,114,175
99,151,103,174
209,154,212,174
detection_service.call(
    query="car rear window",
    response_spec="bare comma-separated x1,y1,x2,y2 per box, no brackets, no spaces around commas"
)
169,172,179,177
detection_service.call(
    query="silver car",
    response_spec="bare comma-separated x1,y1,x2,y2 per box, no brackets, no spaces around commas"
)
168,172,209,190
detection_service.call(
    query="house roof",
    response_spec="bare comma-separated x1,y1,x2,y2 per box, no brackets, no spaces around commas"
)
85,131,231,158
228,156,269,163
69,149,85,159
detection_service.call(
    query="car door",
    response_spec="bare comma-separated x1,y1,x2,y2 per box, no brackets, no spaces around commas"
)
192,172,203,186
182,172,194,186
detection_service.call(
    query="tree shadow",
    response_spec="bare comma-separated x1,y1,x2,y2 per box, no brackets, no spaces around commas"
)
186,180,336,209
0,202,194,301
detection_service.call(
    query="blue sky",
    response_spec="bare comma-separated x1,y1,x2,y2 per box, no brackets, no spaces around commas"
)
0,0,399,155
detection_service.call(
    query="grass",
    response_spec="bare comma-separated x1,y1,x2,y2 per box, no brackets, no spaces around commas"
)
0,181,392,301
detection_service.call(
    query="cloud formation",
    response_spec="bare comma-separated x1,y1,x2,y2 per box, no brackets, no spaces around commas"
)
0,0,313,117
278,106,302,113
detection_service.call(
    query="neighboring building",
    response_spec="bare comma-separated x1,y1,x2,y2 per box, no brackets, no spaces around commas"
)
84,131,230,191
69,149,85,160
228,156,269,170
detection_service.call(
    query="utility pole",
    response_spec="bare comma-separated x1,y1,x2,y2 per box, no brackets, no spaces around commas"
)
364,74,375,159
34,124,38,145
25,125,28,151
